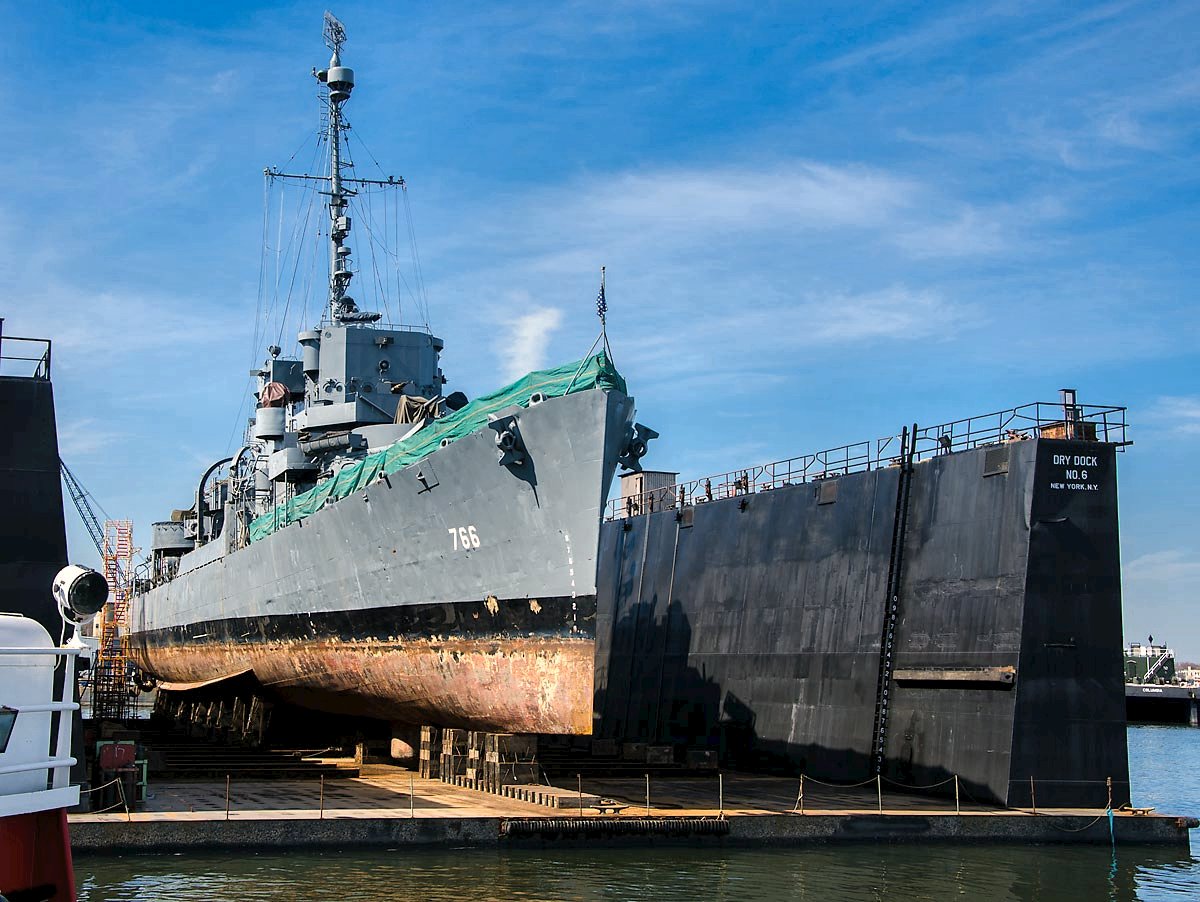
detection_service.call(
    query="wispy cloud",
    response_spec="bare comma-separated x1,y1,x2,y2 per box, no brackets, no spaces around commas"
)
57,417,122,460
429,158,1017,390
1145,397,1200,435
15,283,244,374
817,1,1025,73
1123,549,1200,656
501,304,563,382
585,163,918,234
1126,549,1200,582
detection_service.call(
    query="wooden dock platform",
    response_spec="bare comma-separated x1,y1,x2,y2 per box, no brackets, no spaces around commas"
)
69,767,1196,851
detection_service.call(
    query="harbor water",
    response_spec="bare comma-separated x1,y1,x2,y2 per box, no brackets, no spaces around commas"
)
75,725,1200,901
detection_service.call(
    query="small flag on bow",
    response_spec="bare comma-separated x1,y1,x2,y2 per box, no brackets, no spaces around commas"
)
596,266,608,325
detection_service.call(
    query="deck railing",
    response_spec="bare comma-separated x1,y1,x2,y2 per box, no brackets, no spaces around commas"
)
607,400,1128,520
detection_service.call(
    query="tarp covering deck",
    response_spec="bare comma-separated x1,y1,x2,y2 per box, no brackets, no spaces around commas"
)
248,351,625,543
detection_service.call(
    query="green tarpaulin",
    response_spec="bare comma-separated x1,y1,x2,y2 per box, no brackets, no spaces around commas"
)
248,351,625,543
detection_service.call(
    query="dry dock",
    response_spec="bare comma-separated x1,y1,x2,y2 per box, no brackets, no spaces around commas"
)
70,767,1195,850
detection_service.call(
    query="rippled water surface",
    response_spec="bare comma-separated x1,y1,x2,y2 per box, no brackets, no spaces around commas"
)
76,726,1200,901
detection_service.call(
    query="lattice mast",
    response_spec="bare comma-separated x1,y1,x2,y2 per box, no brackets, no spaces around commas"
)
266,12,400,326
91,519,136,720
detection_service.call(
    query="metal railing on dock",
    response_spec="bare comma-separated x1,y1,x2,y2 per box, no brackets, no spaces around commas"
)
608,397,1128,520
0,319,52,379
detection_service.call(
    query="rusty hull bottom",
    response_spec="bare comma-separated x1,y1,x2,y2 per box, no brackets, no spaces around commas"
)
145,636,594,734
130,595,597,734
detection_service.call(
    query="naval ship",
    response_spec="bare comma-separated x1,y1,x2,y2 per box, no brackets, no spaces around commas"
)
127,14,650,734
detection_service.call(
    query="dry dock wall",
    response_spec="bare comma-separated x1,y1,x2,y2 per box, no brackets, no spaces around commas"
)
593,438,1129,808
0,374,68,635
68,812,1193,851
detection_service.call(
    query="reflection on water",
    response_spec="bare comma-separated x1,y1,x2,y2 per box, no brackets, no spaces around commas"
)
76,845,1200,902
75,726,1200,901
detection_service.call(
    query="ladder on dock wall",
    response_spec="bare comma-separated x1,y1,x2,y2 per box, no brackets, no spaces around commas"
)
871,424,917,775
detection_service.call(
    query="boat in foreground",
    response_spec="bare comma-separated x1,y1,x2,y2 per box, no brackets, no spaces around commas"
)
1,568,107,902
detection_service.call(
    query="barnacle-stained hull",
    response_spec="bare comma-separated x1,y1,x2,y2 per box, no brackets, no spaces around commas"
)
133,597,595,733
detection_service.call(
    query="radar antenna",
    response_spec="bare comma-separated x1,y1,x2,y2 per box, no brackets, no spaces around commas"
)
324,11,347,53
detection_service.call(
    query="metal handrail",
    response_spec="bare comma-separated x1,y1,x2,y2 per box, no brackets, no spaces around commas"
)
608,400,1128,520
0,647,84,656
0,323,52,379
0,756,78,777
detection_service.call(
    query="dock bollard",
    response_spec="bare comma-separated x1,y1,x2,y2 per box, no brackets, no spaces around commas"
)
320,775,325,820
225,774,231,822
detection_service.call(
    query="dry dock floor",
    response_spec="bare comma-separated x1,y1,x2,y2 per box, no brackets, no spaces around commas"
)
70,766,1196,850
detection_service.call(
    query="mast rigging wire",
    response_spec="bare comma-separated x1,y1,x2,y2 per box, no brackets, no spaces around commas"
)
350,131,431,329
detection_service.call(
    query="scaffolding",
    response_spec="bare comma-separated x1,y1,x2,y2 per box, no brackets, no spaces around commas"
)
89,519,136,720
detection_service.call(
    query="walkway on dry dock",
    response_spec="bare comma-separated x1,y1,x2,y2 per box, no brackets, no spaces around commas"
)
70,766,1195,850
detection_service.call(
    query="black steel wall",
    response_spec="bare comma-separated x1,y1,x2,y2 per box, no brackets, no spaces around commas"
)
1009,440,1129,807
0,375,68,634
881,440,1036,802
593,438,1130,807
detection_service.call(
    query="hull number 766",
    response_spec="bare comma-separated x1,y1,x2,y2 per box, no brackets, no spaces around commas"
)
449,526,481,550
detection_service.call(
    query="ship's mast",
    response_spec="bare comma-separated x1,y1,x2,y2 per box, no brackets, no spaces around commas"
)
318,12,361,324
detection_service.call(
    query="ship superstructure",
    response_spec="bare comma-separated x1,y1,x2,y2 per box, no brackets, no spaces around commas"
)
128,15,647,734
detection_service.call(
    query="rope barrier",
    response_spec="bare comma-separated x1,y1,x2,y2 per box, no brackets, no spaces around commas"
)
880,774,958,791
86,800,129,814
1042,812,1109,833
796,775,878,789
76,778,123,795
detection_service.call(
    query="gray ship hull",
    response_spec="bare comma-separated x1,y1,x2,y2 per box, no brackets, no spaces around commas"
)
129,386,634,733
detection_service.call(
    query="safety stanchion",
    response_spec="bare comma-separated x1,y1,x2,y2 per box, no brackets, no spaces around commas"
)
114,776,132,823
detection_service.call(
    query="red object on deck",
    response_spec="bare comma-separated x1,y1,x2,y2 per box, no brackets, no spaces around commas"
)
98,741,136,770
0,809,77,901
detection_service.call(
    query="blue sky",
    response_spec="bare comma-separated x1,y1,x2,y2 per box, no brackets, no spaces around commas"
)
4,2,1198,654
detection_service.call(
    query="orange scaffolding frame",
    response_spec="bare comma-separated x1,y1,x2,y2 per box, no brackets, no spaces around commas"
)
89,519,136,721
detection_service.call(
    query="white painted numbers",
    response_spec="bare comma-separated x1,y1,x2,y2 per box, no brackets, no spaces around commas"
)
448,525,481,550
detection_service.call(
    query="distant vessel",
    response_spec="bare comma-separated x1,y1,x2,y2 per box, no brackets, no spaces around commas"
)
1124,641,1190,686
127,14,650,734
1124,640,1200,727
